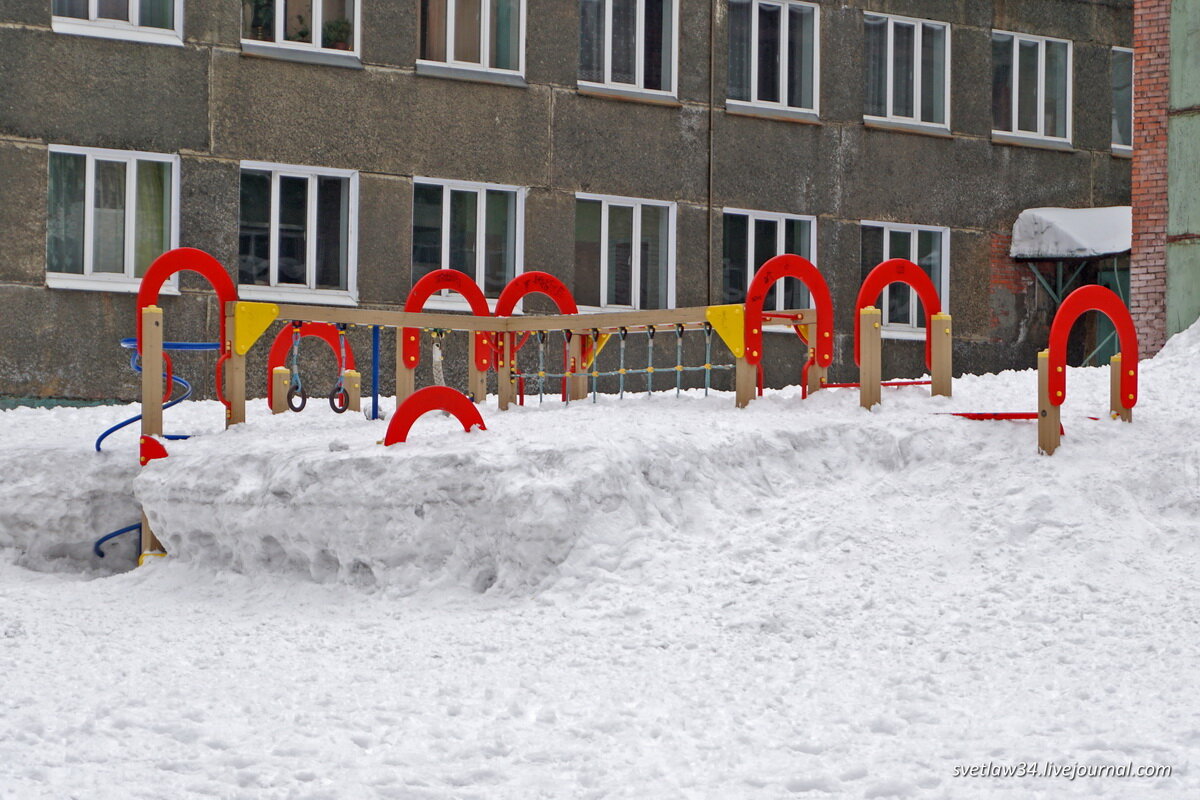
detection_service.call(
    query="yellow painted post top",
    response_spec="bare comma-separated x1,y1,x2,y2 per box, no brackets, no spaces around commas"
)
705,304,745,358
234,301,280,355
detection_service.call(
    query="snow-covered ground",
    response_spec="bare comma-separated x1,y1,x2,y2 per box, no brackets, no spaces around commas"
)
2,326,1199,798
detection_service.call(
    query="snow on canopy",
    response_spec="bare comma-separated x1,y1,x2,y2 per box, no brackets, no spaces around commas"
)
1010,206,1132,259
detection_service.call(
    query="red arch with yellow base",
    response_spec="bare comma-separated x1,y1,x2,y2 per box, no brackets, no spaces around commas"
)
854,258,943,368
743,254,834,368
135,247,239,407
1047,285,1138,408
403,270,494,372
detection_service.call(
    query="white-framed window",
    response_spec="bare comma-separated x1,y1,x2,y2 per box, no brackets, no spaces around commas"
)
864,12,949,128
1111,47,1133,152
860,221,949,339
727,1,819,115
722,209,815,310
241,0,361,60
991,31,1072,143
419,0,525,75
574,194,675,310
579,0,679,98
238,161,359,305
51,0,183,46
412,178,525,308
46,145,180,294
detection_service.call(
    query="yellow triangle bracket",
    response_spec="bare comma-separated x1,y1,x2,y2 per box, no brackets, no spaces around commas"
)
705,304,745,358
584,333,612,368
234,302,280,355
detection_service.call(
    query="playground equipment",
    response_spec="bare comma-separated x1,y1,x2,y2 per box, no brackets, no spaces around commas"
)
850,258,953,409
109,247,1143,563
266,322,360,414
93,338,217,452
383,386,486,445
1037,285,1137,454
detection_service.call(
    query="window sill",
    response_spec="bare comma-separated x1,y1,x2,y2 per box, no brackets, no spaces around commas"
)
991,131,1074,152
725,101,820,125
415,61,527,88
864,116,952,138
51,18,183,47
47,273,180,295
240,40,363,69
577,82,681,107
418,295,507,315
882,327,930,342
1112,146,1133,159
238,285,358,307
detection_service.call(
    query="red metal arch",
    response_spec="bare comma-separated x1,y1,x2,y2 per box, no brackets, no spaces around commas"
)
1047,285,1138,408
744,254,834,367
493,272,582,360
494,271,579,317
403,270,493,371
383,386,487,445
854,258,943,368
265,323,358,409
136,247,238,354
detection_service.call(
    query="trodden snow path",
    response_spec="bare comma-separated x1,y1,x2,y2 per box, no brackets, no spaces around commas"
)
2,323,1200,797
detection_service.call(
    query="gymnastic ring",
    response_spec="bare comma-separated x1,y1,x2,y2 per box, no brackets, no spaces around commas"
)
287,386,307,412
329,386,349,414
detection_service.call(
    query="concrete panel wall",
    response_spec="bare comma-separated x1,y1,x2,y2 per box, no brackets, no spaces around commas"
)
0,0,1132,402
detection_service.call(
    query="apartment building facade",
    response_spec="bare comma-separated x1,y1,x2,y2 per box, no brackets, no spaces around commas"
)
0,0,1133,402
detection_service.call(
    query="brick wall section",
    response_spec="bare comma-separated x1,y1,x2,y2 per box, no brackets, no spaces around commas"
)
988,233,1033,336
1130,0,1170,354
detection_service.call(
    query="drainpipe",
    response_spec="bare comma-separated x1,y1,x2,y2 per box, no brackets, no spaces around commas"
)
707,0,718,306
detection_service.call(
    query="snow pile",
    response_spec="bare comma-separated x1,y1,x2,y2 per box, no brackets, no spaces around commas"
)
0,325,1198,797
1010,206,1131,259
0,404,152,571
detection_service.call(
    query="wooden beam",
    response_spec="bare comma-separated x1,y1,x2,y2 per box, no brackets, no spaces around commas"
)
224,302,246,427
1110,354,1132,422
395,327,415,409
138,306,166,557
859,307,882,410
735,355,756,408
931,313,953,397
268,303,814,336
140,306,164,438
805,322,826,395
566,335,587,401
466,334,488,403
344,369,361,413
497,334,516,411
270,368,290,414
1038,350,1061,455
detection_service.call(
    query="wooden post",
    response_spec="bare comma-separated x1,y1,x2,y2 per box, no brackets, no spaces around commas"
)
139,306,166,557
567,334,587,401
1110,354,1132,422
270,367,290,414
1038,350,1061,455
735,355,756,408
466,334,488,403
859,307,882,410
224,302,246,427
931,313,953,398
395,327,415,409
141,306,164,438
805,322,827,395
497,333,516,411
343,369,361,413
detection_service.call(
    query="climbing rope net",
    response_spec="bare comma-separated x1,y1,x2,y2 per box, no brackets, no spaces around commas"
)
506,322,736,404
